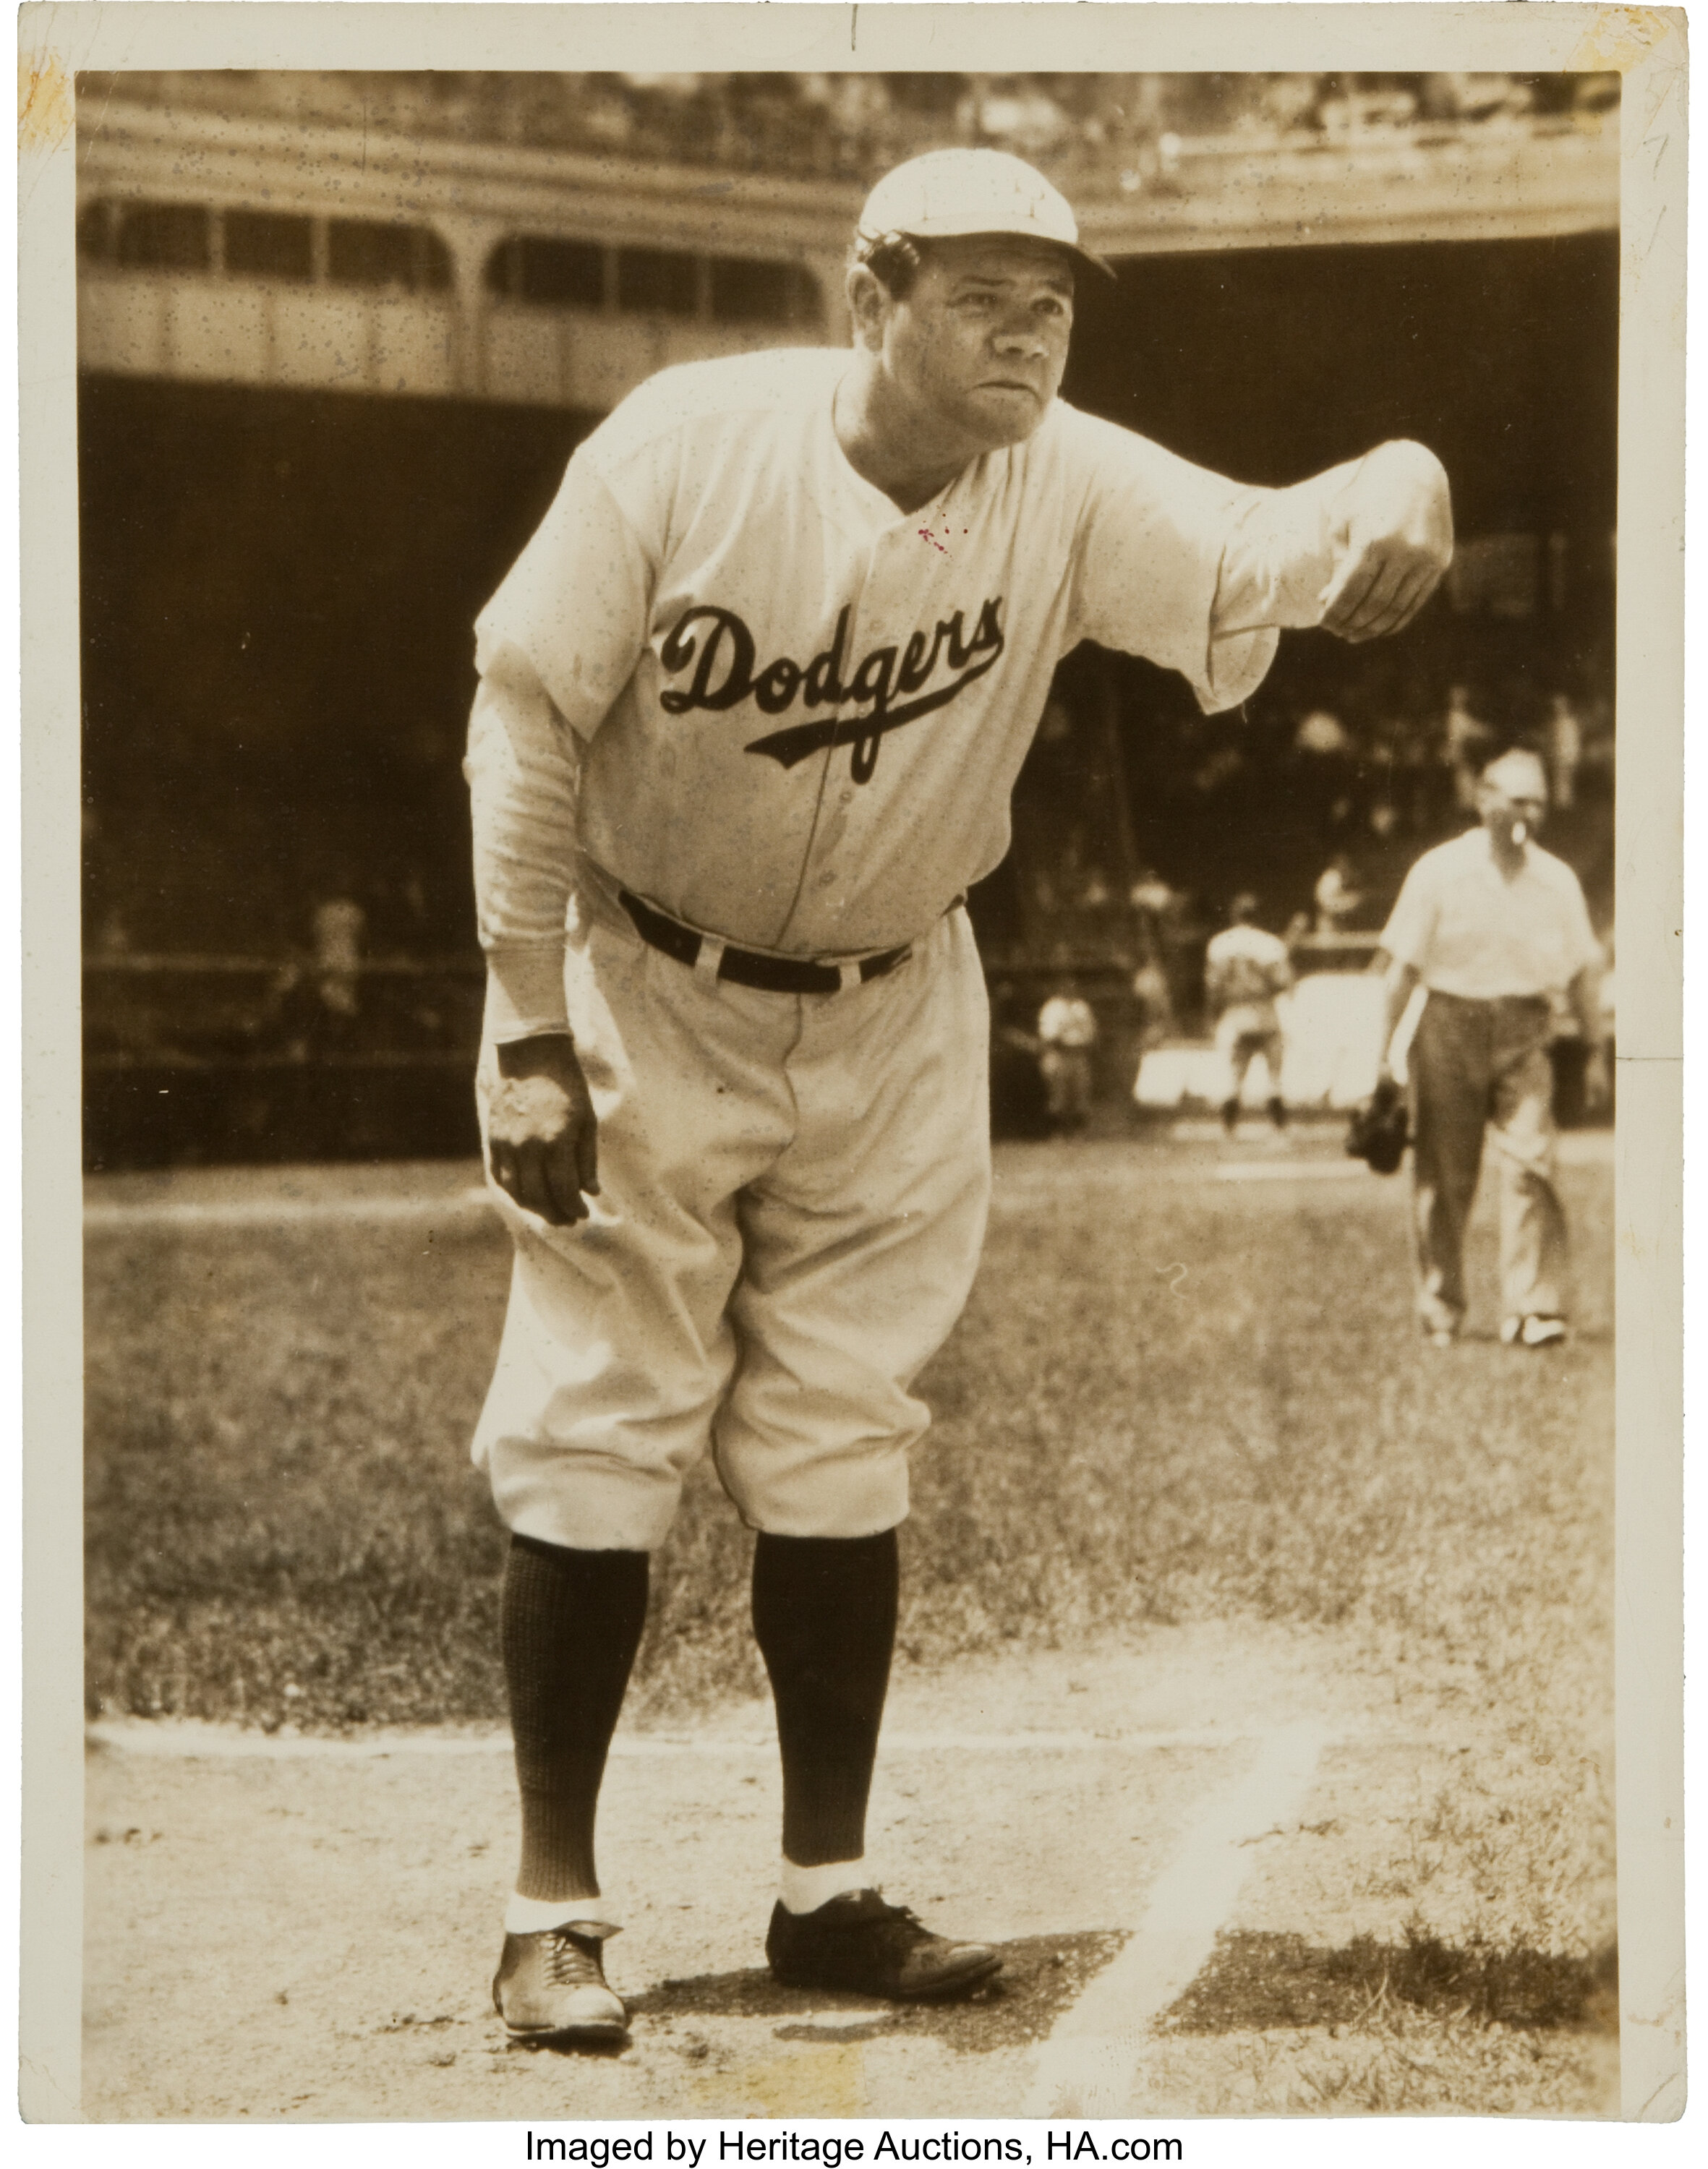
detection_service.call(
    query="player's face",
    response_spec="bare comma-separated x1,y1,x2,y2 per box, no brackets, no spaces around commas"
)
876,237,1075,455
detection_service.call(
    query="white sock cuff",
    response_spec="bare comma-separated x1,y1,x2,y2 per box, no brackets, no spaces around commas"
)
779,1857,870,1915
505,1891,622,1937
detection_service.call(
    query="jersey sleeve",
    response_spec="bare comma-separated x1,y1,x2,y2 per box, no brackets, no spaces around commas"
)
1213,461,1362,635
474,447,664,743
1064,414,1278,713
1379,857,1440,973
464,643,582,1040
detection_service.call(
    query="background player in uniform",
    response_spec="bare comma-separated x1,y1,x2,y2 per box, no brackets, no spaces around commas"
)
465,147,1454,2044
1204,893,1294,1134
1036,981,1099,1132
1373,741,1605,1348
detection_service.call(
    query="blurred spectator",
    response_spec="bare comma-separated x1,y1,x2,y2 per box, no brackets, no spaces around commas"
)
1314,852,1365,936
1293,704,1361,834
1130,866,1177,923
989,991,1051,1139
1204,894,1292,1134
1547,691,1583,808
1578,694,1615,799
1037,984,1098,1134
1294,707,1352,756
312,893,366,1020
1443,683,1491,810
269,888,367,1058
1395,706,1446,834
93,907,132,958
106,68,1617,189
1130,942,1177,1051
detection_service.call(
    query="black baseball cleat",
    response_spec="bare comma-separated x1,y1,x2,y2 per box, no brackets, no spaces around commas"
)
492,1923,629,2045
766,1890,1002,2001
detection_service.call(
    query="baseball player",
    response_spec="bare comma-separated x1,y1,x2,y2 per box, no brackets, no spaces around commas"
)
1036,983,1099,1131
1204,894,1294,1133
466,147,1454,2045
1374,741,1605,1348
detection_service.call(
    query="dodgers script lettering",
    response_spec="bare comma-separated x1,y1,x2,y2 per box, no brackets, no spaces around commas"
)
658,597,1005,782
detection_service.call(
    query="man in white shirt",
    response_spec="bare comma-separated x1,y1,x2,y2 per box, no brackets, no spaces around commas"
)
465,146,1453,2043
1375,743,1606,1348
1204,895,1294,1133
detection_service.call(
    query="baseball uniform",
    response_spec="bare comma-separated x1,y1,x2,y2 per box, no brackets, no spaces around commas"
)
469,145,1456,2040
1380,824,1602,1332
1036,992,1098,1128
1204,922,1294,1113
468,346,1365,1549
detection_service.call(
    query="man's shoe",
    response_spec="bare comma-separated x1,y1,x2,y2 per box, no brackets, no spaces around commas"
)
1503,1314,1567,1349
492,1923,628,2044
1422,1321,1458,1348
767,1890,1002,2002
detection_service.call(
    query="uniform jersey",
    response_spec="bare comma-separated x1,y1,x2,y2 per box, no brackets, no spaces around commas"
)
470,348,1354,1032
1205,923,1293,1017
1379,827,1601,999
1036,996,1098,1049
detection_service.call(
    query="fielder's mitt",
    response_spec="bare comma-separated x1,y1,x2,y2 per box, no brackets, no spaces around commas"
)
1346,1074,1409,1175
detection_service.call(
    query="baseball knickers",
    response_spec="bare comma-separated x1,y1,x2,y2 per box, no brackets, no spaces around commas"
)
471,876,993,1552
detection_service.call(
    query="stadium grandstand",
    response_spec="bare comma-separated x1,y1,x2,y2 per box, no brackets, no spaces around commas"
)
76,70,1618,1165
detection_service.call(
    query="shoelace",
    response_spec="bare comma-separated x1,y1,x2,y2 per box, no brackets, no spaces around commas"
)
860,1904,934,1951
541,1930,607,1988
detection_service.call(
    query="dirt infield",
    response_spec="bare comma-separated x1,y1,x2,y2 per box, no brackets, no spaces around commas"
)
78,1136,1619,2121
82,1622,1615,2123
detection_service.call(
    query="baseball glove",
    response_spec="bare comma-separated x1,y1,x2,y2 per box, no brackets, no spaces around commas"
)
1346,1074,1409,1175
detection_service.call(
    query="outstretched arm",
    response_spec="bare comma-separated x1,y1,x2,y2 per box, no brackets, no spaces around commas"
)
1216,441,1454,646
1318,442,1456,643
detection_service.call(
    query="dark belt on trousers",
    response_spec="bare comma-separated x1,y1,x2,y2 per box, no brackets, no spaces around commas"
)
618,889,913,995
1425,990,1551,1015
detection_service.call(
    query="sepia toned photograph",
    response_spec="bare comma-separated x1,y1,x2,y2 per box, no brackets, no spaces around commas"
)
18,1,1686,2134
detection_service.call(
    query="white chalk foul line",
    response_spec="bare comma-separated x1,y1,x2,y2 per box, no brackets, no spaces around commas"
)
1025,1716,1331,2118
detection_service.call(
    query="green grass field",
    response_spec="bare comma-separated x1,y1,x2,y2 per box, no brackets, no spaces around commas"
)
84,1136,1615,2105
85,1139,1613,1730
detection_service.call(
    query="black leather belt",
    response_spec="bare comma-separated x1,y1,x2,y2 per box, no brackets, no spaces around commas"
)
618,890,912,995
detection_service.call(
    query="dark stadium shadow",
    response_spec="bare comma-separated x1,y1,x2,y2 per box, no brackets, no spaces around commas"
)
628,1931,1127,2053
1158,1928,1618,2035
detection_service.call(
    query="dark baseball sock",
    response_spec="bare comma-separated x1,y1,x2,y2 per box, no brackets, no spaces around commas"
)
501,1533,649,1901
751,1528,900,1870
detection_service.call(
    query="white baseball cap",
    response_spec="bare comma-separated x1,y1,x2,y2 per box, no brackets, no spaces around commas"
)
855,148,1115,279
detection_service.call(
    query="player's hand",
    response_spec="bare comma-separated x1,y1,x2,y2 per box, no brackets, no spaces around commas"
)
1581,1045,1611,1115
1320,441,1454,643
487,1032,600,1226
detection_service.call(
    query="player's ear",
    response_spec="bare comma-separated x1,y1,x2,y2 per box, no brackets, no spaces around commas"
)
846,262,889,349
